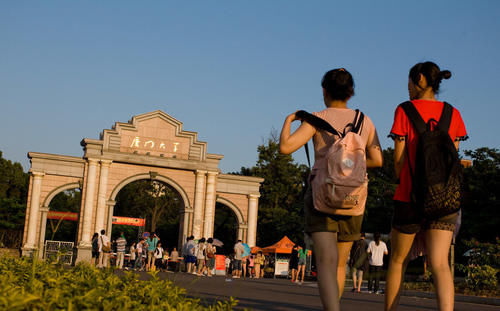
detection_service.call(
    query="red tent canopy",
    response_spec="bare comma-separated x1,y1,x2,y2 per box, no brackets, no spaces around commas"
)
261,236,296,254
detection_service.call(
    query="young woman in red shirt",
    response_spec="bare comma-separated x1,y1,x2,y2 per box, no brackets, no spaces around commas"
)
385,62,467,311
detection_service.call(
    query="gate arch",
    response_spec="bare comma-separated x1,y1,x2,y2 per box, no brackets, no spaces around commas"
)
43,182,81,208
22,110,263,264
109,173,191,209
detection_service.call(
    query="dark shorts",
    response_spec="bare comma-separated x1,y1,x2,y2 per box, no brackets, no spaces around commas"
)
298,257,306,266
185,255,196,264
234,259,242,270
304,185,363,242
92,251,99,258
207,257,215,269
289,259,298,270
392,200,459,234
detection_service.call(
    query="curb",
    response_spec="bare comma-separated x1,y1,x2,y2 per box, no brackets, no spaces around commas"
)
344,279,499,306
401,290,500,307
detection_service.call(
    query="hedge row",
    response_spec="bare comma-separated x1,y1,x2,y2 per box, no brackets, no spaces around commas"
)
0,255,236,310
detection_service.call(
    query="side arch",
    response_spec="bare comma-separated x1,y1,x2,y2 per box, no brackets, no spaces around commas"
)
109,173,191,209
216,196,244,225
42,182,81,208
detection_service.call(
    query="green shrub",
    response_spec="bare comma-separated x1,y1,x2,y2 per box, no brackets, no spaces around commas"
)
457,238,500,292
457,264,498,292
0,255,237,310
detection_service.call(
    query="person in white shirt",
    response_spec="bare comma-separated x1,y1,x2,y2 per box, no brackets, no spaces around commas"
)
233,240,245,278
129,242,136,269
154,242,165,271
367,232,388,294
97,229,111,268
196,238,207,276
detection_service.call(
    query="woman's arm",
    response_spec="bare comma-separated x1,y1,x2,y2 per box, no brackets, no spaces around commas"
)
279,112,316,155
365,129,383,168
393,137,406,179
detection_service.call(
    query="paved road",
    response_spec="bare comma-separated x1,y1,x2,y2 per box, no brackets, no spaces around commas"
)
130,271,498,311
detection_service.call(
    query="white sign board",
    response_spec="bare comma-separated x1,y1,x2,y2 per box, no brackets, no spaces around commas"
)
274,259,289,276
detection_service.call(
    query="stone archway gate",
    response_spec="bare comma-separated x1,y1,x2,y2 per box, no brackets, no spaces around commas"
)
22,111,263,263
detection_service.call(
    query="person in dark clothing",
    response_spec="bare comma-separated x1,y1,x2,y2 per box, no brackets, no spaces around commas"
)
289,245,299,282
349,232,369,292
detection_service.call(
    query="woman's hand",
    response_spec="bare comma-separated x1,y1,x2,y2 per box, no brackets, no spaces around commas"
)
279,111,316,155
286,111,301,123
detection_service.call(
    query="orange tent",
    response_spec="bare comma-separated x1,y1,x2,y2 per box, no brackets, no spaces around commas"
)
261,236,296,254
251,246,263,254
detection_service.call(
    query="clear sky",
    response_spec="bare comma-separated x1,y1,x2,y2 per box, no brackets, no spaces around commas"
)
1,1,499,173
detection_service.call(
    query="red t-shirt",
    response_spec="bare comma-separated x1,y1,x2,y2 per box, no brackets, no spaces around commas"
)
390,99,467,202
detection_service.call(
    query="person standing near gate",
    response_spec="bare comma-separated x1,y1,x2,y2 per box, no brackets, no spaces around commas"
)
170,247,179,272
297,245,309,284
349,232,369,293
91,232,99,266
98,229,111,268
367,232,388,294
233,240,245,279
146,232,159,271
115,232,127,269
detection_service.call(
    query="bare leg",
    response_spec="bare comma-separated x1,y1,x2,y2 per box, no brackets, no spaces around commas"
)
384,229,415,311
352,268,358,290
311,232,340,311
426,229,454,311
357,270,363,292
300,265,306,282
291,269,296,282
337,241,354,298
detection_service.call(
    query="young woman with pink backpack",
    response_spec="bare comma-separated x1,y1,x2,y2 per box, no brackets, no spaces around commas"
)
280,68,383,311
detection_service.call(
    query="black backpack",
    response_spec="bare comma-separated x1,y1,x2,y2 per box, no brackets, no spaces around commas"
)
401,101,462,219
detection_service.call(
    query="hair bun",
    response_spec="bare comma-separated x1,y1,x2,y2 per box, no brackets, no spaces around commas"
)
440,70,452,80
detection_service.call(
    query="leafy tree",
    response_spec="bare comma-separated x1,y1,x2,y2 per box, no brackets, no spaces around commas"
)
213,202,238,255
0,151,29,203
114,180,181,247
235,133,309,247
45,189,81,242
363,148,397,234
460,147,500,242
0,150,29,247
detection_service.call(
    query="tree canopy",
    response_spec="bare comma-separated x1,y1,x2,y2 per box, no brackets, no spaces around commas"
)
0,151,29,247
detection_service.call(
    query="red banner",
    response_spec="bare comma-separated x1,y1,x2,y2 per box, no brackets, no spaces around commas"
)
47,211,78,221
112,216,145,227
215,254,226,271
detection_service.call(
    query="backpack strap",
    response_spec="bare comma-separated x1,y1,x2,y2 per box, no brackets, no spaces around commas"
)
437,102,453,132
296,110,341,136
401,101,426,135
352,109,365,134
296,110,341,168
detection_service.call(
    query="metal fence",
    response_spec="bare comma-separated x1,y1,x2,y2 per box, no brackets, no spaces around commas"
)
44,240,74,264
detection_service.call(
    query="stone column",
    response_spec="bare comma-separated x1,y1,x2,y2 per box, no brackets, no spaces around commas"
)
106,201,116,236
238,224,248,242
23,171,45,252
95,160,112,233
203,171,218,238
192,170,206,239
38,206,49,259
246,194,260,247
180,207,193,249
238,227,244,241
80,158,98,247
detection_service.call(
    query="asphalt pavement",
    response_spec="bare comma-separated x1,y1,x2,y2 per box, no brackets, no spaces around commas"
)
127,270,499,311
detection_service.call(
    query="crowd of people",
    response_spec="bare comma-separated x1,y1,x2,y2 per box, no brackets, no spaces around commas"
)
91,230,180,271
90,231,310,283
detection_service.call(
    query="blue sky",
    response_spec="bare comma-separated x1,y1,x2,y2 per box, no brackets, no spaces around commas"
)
1,1,499,173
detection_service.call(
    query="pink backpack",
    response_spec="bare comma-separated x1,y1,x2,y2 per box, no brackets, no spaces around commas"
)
297,110,368,216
